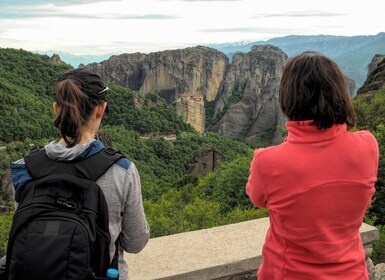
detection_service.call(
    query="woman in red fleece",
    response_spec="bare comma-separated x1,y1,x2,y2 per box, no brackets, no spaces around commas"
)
246,51,379,280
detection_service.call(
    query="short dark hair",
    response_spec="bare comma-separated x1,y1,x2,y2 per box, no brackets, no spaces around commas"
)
279,51,356,129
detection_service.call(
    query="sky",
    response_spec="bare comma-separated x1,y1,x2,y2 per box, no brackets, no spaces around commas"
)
1,0,384,55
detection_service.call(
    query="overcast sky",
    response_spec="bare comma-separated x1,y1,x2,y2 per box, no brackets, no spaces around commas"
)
1,0,384,55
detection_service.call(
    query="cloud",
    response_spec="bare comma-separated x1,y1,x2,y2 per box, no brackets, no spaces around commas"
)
130,14,178,20
162,0,241,1
0,6,178,20
200,27,302,34
0,0,117,7
253,11,346,19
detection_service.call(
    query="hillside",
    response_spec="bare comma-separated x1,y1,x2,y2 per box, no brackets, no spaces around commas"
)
0,48,71,143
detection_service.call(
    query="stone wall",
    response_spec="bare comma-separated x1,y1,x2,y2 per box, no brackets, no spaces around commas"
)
124,218,379,280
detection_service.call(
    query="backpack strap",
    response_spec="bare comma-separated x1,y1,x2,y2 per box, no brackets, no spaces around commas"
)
24,147,125,181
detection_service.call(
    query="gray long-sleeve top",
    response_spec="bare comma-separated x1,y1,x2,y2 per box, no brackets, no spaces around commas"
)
11,139,150,280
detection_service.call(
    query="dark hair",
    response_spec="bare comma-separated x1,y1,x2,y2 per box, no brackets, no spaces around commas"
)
279,51,356,129
54,68,108,147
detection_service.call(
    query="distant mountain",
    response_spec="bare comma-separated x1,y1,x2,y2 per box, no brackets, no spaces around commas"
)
35,50,116,68
35,33,385,88
207,33,385,86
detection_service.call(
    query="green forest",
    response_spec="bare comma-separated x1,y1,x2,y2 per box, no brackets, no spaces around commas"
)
0,48,384,264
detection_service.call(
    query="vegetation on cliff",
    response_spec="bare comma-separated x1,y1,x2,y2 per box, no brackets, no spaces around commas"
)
352,85,385,264
0,48,71,143
353,85,385,224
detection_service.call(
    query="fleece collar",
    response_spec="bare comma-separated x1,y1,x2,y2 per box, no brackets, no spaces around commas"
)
44,139,105,161
285,120,347,144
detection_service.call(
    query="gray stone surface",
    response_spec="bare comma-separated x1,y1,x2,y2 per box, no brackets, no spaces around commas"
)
124,218,378,280
188,146,225,176
358,56,385,94
368,258,376,280
375,263,385,280
208,45,287,140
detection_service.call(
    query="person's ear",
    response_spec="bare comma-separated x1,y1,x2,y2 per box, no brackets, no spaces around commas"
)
53,102,60,116
95,102,107,119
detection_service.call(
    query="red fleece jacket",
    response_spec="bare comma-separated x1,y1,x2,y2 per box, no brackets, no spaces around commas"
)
246,120,379,280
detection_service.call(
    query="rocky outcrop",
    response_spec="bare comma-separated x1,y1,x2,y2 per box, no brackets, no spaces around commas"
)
188,146,225,176
85,45,360,142
86,52,147,91
140,47,228,103
367,55,385,77
49,54,65,65
367,258,385,280
85,45,294,141
86,47,228,103
175,94,205,133
357,55,385,94
208,45,287,140
86,47,227,133
374,263,385,280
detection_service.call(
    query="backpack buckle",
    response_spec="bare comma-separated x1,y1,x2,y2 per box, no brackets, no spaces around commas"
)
104,147,117,155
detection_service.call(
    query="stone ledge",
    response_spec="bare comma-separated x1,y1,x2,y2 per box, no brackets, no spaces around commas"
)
125,217,379,280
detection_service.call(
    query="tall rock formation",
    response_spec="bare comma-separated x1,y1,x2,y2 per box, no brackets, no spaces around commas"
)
367,54,385,78
140,47,228,103
86,47,227,133
86,52,147,91
86,46,227,103
357,55,385,94
208,45,288,140
175,93,205,133
85,45,289,141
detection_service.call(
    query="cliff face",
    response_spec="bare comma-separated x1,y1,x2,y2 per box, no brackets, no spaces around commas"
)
140,47,228,103
175,94,205,133
86,47,227,103
208,45,287,140
86,52,147,91
367,54,385,78
86,47,227,133
85,45,287,140
357,55,385,94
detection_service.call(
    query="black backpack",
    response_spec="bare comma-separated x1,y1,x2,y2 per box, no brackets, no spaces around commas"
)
4,147,124,280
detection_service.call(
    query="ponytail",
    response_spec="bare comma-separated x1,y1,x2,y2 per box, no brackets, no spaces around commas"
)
54,79,103,147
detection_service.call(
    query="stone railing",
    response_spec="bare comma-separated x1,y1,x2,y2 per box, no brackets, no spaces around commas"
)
125,217,379,280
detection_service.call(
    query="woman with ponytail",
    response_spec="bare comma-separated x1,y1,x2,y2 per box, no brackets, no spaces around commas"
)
11,68,150,280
